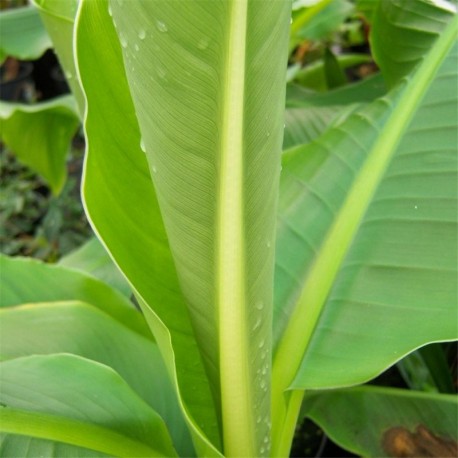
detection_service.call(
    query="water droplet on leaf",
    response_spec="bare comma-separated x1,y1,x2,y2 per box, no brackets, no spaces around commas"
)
119,32,128,48
138,28,146,40
156,20,168,32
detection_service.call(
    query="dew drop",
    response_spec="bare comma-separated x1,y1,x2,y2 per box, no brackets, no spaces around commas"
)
253,317,261,331
255,301,264,310
263,436,269,444
152,165,158,174
134,43,139,51
138,28,146,40
256,416,262,424
119,32,128,48
266,240,271,248
260,447,265,454
414,205,418,209
64,70,72,80
259,339,265,349
156,20,168,32
260,379,266,389
140,139,146,152
108,3,112,16
266,131,271,137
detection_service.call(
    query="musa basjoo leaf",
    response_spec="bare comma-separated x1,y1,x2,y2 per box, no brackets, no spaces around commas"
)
0,6,51,64
75,1,220,455
0,255,150,340
271,13,458,456
0,301,194,456
31,0,84,114
107,1,290,455
302,386,458,457
0,96,79,195
0,354,177,457
371,0,457,88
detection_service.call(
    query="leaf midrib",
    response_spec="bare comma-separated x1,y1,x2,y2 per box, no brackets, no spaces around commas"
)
217,0,253,456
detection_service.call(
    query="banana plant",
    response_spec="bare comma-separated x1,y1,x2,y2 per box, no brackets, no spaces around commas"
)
1,0,457,457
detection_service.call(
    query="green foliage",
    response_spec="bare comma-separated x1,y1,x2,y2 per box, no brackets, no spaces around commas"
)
0,6,51,63
1,0,457,457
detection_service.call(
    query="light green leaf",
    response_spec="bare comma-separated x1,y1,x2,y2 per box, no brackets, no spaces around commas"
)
75,1,221,454
31,0,84,113
0,300,194,456
271,13,457,455
0,354,177,457
107,1,290,455
59,237,131,297
0,96,79,195
302,386,458,457
0,255,150,340
0,6,52,64
371,0,456,87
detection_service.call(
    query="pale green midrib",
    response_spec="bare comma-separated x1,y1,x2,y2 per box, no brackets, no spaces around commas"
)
272,10,458,417
217,0,254,457
0,409,166,457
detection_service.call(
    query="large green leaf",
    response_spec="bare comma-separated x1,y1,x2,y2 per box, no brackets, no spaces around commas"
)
75,1,221,455
302,386,458,457
0,300,194,456
371,0,456,87
271,12,457,456
76,0,291,455
0,354,177,457
0,96,79,194
0,255,150,339
0,6,51,64
108,2,289,455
